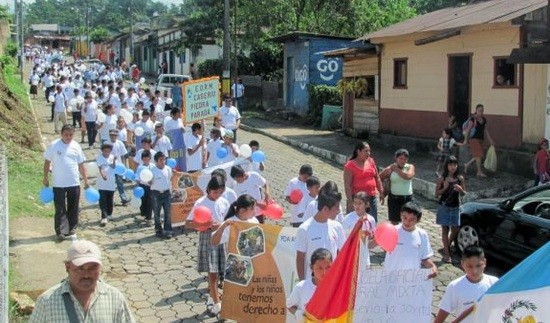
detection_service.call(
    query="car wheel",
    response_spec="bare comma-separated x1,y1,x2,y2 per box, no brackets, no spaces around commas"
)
457,224,479,252
535,202,550,218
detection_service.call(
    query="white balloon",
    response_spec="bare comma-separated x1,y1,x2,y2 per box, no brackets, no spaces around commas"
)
134,127,144,136
69,98,77,108
239,144,252,158
130,197,142,208
139,169,153,182
48,95,55,103
121,109,133,124
84,162,99,177
166,98,173,105
97,112,106,123
139,77,145,84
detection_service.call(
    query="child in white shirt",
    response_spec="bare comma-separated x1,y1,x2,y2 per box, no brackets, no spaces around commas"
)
151,123,173,156
150,152,173,239
284,164,313,227
96,143,116,227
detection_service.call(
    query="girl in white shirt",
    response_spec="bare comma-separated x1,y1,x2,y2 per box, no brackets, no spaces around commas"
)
286,248,333,322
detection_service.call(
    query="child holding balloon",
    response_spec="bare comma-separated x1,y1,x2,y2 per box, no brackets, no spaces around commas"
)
284,164,313,227
150,151,174,238
151,123,172,157
137,150,154,226
286,248,333,322
230,165,271,223
186,177,231,317
96,143,116,227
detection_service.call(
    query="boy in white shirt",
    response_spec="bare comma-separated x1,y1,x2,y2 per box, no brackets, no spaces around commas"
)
96,143,116,227
134,137,157,166
206,128,224,167
151,152,174,239
137,150,154,226
383,201,438,279
295,189,346,280
108,129,130,206
230,165,271,224
295,176,320,224
284,164,313,227
151,123,172,156
184,122,205,172
434,246,498,323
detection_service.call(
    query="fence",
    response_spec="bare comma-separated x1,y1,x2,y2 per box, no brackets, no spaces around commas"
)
239,75,284,111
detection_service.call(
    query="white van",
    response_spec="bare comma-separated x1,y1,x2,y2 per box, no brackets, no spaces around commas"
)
155,74,191,92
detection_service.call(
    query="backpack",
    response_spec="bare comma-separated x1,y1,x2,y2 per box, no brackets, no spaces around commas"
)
462,117,476,139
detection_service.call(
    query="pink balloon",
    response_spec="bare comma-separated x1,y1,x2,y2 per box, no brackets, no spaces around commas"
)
193,206,212,224
289,189,303,204
264,203,284,220
374,221,398,253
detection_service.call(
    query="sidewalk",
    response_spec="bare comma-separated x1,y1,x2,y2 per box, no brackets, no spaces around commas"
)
241,116,533,201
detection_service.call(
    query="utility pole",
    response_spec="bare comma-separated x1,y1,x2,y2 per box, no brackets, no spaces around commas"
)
222,0,230,94
18,0,23,81
233,0,238,100
129,0,134,63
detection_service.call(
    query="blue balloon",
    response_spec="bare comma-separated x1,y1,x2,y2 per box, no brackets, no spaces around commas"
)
124,169,136,180
167,158,177,168
114,163,126,175
85,188,100,204
251,150,266,163
133,186,145,198
39,187,54,204
217,147,229,159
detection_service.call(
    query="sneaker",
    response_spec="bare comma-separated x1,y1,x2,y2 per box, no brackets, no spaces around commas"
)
56,234,65,242
145,219,153,227
65,233,78,241
155,231,164,238
107,215,113,220
207,302,221,316
164,233,173,239
100,218,108,227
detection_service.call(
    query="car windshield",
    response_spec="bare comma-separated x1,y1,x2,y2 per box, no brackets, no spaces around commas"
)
513,187,550,212
159,76,189,85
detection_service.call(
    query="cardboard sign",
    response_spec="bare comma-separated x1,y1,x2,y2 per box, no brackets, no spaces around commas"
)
182,77,220,123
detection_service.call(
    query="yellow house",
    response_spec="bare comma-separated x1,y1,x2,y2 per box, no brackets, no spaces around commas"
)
354,0,548,148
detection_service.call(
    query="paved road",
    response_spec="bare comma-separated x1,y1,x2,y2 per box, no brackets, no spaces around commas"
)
33,101,504,322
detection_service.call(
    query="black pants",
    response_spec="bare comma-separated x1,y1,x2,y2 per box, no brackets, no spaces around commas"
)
53,186,80,236
85,121,97,147
45,86,54,101
388,194,413,223
72,111,82,128
99,190,114,219
140,184,152,220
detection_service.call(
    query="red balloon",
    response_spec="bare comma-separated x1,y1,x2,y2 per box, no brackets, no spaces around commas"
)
289,189,304,204
264,203,284,220
194,206,212,224
374,221,399,253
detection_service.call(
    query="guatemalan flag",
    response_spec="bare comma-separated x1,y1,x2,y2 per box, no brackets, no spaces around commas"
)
473,241,550,322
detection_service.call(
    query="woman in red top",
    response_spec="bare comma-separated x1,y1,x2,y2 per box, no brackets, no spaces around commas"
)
343,142,383,221
534,138,550,186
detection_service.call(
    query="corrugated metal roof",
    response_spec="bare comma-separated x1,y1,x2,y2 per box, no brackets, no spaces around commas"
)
358,0,546,41
270,31,355,43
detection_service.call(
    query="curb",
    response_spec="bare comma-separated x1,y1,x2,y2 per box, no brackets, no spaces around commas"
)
241,124,533,202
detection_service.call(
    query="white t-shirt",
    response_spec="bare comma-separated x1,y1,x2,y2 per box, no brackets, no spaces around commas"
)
295,217,346,279
108,139,127,159
82,100,98,122
286,278,316,322
384,224,434,270
134,149,157,165
98,114,117,141
164,118,184,132
232,172,266,216
218,143,239,164
152,134,172,156
95,153,116,191
341,211,377,237
206,138,223,167
53,92,66,113
219,105,241,130
439,274,499,323
296,193,316,220
150,165,172,191
439,137,457,150
184,133,204,171
219,215,259,245
231,83,244,98
117,128,128,143
284,177,309,223
43,139,85,188
222,187,238,205
135,119,155,136
188,195,230,223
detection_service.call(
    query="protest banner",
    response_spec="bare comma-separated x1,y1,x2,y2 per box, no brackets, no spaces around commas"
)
166,127,186,172
221,222,298,323
182,77,220,123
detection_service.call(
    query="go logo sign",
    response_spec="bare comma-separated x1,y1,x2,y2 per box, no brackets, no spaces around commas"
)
294,64,308,90
317,59,339,81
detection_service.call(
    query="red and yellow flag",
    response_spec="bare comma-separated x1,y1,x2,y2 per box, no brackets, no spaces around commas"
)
304,221,363,322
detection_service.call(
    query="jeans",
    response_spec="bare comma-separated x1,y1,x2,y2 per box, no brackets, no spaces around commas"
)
369,195,379,223
115,174,129,202
53,186,80,236
85,121,97,147
235,96,244,113
99,190,114,219
152,190,172,234
140,184,152,220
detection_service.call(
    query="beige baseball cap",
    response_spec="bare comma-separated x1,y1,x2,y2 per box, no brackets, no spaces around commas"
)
66,240,102,266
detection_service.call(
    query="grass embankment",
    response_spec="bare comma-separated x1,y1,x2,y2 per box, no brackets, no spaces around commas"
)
0,63,51,219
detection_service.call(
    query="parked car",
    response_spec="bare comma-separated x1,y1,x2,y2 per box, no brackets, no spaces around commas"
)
457,184,550,266
155,74,191,92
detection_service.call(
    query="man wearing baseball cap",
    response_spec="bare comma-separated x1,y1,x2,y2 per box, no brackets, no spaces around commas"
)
29,241,135,322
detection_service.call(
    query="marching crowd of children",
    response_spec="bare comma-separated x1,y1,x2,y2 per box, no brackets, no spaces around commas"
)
35,51,519,322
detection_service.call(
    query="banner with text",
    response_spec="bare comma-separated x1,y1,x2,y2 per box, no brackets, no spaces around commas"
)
182,77,220,123
221,222,298,323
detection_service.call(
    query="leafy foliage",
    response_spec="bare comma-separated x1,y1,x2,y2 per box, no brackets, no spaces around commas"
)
5,41,18,58
412,0,466,14
89,27,109,43
307,84,342,126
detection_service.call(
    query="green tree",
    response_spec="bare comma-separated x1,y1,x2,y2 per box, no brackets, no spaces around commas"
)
412,0,466,14
89,27,109,43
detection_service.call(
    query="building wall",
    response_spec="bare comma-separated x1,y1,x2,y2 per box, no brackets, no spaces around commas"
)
374,24,530,147
343,56,378,78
